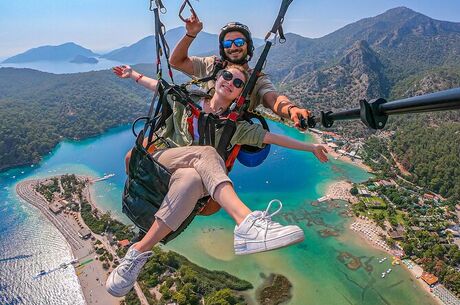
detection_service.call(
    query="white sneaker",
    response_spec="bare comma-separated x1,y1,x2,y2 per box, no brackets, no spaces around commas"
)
234,199,304,255
106,244,152,297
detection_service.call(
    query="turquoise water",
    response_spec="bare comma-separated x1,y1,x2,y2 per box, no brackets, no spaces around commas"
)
0,122,436,305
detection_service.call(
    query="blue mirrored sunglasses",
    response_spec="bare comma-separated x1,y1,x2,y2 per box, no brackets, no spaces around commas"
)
222,38,246,49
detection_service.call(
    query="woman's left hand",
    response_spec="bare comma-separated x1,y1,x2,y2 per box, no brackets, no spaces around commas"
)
113,65,133,78
313,145,328,163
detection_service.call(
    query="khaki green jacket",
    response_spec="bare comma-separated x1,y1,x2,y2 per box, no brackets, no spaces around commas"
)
156,96,267,151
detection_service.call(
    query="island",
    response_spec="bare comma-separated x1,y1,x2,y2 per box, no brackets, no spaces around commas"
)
70,55,99,64
256,273,292,305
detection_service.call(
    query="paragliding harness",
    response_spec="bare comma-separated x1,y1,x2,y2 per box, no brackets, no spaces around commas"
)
122,0,294,243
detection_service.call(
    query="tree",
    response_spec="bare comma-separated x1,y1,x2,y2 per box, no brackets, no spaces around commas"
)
350,187,358,196
205,289,240,305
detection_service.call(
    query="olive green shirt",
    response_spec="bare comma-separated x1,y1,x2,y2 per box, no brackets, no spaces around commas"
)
155,95,267,151
190,55,277,111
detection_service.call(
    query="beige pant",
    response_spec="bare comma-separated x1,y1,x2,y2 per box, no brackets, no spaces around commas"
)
152,146,232,231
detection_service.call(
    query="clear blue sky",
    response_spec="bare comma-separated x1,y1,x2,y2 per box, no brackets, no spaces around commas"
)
1,0,459,58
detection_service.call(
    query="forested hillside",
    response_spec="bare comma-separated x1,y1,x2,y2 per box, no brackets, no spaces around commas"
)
0,66,155,170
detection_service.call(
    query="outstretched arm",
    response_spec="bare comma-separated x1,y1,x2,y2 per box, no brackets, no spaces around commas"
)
112,65,158,91
263,132,328,163
263,92,311,130
170,11,203,75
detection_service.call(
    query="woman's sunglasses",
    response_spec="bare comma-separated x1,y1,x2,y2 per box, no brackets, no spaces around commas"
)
221,70,245,88
222,38,246,49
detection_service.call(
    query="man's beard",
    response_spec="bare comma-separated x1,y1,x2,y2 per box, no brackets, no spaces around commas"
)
227,57,248,64
225,50,248,64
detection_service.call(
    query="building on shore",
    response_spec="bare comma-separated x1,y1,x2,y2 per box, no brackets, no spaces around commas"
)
78,228,92,239
49,202,64,214
388,225,406,240
118,239,130,248
421,272,439,287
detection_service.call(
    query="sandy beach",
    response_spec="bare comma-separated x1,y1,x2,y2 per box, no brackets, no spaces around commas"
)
324,179,447,305
324,180,357,203
16,177,122,305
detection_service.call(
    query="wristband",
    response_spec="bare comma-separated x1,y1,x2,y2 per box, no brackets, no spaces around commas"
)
186,33,196,39
135,74,144,83
287,105,298,118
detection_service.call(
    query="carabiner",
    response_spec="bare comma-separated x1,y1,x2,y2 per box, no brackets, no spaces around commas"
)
179,0,197,22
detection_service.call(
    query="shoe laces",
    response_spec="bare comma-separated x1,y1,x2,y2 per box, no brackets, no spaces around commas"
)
119,251,150,277
254,199,283,239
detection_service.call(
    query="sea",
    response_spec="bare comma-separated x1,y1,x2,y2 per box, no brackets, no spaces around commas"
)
0,122,438,305
0,58,125,74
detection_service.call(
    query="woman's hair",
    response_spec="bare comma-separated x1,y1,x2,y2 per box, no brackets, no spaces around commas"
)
225,65,249,83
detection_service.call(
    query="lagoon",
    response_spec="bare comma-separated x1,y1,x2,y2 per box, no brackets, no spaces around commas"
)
0,122,436,305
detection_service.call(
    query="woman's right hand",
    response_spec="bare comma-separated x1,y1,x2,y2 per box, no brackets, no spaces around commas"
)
185,11,203,36
113,65,133,79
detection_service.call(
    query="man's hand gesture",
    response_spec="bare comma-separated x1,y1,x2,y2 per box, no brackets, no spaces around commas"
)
185,11,203,36
113,65,133,79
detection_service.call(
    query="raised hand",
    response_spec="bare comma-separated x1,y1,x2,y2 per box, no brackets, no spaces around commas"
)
112,65,133,79
185,10,203,36
312,145,329,163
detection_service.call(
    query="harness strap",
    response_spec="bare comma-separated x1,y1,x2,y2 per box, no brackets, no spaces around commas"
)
195,58,227,84
225,144,241,170
187,116,195,140
216,119,237,159
152,5,174,82
198,113,217,147
265,0,294,42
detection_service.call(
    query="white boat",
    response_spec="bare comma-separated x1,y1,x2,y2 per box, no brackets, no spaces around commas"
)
381,273,386,278
36,270,47,276
386,268,392,274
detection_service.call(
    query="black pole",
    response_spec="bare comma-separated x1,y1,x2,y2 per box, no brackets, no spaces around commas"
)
318,87,460,129
380,87,460,115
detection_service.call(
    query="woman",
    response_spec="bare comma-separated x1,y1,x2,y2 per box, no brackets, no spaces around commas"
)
106,65,328,297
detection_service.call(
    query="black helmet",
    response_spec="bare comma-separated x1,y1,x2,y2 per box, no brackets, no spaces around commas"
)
219,22,254,64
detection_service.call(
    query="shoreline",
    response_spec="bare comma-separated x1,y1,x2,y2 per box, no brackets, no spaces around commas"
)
323,180,356,203
324,179,443,305
16,176,121,305
310,132,373,172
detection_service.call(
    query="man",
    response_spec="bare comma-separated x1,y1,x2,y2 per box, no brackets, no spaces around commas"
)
170,13,310,129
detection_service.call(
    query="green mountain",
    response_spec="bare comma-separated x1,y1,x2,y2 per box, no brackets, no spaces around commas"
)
0,66,155,171
263,7,460,91
2,42,98,63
